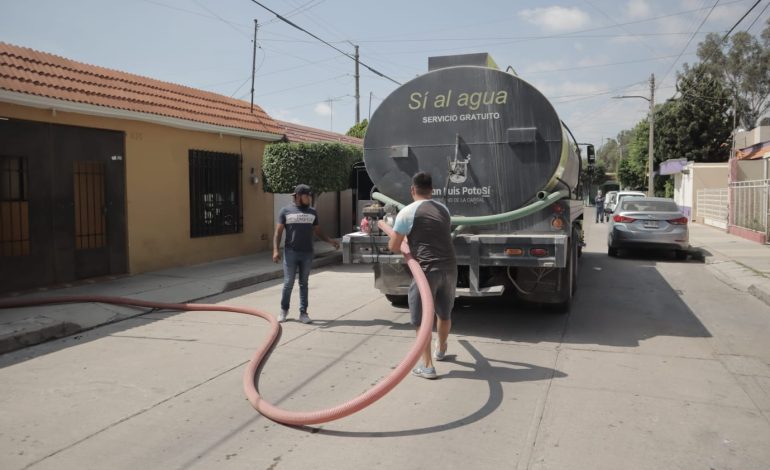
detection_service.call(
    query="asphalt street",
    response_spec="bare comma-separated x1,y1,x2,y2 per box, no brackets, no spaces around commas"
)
1,215,769,470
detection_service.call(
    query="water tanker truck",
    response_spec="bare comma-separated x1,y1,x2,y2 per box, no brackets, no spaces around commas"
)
342,53,595,310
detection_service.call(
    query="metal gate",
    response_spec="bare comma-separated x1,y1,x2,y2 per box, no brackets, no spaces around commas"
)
730,179,770,239
0,119,127,292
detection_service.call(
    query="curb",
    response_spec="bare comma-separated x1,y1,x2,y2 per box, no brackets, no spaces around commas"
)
0,252,343,355
695,246,770,309
748,284,770,309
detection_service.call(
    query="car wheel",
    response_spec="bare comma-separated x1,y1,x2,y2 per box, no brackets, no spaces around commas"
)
675,250,688,261
608,246,618,257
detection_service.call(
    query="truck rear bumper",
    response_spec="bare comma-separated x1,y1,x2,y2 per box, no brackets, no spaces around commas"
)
344,232,569,297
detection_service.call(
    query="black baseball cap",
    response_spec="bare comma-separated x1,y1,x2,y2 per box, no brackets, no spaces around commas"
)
293,184,312,196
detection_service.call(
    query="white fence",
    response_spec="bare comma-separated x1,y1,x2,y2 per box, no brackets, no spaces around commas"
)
696,188,728,229
730,179,770,236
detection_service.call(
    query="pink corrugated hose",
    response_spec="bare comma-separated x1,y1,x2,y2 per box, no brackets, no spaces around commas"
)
0,219,434,426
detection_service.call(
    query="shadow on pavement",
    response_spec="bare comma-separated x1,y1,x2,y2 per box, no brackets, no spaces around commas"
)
308,339,565,437
447,251,711,348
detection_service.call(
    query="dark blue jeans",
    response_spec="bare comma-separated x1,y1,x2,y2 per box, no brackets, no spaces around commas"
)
280,249,314,314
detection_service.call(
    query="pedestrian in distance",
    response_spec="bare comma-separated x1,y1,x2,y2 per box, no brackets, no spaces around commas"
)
595,190,605,223
272,184,339,324
385,172,457,379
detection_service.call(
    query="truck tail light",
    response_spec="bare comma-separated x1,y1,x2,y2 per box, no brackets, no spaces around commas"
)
505,248,523,256
530,248,548,257
551,216,565,230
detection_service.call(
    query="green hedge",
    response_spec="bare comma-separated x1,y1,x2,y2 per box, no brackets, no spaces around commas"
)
262,142,363,194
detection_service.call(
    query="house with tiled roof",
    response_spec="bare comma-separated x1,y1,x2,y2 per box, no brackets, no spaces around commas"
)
0,42,288,292
277,120,362,146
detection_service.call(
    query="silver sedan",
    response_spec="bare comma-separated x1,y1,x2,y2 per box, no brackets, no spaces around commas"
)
607,197,690,260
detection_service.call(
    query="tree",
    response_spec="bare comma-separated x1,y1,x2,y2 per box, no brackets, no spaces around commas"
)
656,63,732,163
262,142,363,195
581,161,609,193
697,19,770,128
597,139,620,172
346,119,368,138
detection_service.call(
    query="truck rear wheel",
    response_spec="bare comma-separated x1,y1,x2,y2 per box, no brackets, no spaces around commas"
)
554,232,576,313
385,294,408,307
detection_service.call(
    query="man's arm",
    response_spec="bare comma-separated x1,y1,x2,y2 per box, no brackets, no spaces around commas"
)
272,223,284,263
388,232,406,254
313,225,340,249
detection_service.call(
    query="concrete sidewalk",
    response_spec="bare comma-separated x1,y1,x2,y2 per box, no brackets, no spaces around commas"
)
0,242,341,354
1,223,769,355
689,222,770,307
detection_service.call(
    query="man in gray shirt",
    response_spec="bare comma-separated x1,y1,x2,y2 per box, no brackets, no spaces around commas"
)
273,184,339,324
386,172,457,379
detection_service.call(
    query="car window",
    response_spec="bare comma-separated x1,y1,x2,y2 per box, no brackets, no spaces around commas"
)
640,201,679,211
620,200,679,212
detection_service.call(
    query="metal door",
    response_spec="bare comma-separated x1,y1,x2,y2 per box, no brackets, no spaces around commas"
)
0,119,126,293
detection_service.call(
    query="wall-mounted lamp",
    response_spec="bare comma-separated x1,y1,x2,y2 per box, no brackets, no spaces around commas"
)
250,167,259,185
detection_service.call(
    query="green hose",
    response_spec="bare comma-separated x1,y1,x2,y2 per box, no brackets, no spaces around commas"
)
372,189,570,231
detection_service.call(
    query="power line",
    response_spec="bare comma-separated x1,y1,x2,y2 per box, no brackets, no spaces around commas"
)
677,0,764,103
248,0,401,85
746,0,770,31
358,0,746,43
522,53,698,76
723,0,764,37
658,0,720,90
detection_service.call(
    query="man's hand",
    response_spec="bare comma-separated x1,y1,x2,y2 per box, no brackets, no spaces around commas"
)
330,240,340,250
272,249,281,263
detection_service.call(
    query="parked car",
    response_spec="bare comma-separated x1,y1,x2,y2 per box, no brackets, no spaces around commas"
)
607,197,690,260
606,190,646,214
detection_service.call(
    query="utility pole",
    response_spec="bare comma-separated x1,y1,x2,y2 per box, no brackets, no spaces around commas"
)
612,73,656,196
354,44,360,124
250,19,258,114
647,73,655,197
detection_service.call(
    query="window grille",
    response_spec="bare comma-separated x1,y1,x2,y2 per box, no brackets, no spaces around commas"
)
189,150,243,238
0,156,30,256
73,160,107,249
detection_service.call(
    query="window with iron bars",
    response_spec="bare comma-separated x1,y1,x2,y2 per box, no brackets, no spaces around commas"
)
189,150,243,238
0,156,30,256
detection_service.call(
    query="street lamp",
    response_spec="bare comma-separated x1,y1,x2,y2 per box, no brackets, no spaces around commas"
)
613,73,655,197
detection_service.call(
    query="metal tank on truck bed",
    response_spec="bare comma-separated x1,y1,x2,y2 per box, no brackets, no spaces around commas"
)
342,53,595,310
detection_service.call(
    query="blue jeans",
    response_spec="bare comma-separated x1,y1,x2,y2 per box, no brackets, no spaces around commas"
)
280,249,314,314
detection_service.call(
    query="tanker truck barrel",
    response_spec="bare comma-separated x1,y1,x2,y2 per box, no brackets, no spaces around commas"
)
363,53,580,223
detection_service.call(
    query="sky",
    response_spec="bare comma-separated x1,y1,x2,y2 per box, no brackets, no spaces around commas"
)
2,0,769,149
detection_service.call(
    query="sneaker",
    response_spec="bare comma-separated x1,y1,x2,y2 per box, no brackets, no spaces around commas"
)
277,309,288,323
433,340,447,361
411,365,437,379
299,313,312,324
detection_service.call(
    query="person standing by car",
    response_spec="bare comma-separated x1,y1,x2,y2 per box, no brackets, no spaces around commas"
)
272,184,339,324
595,190,605,223
385,172,457,380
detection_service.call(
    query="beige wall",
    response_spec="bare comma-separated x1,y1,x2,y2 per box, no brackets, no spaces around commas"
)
693,163,729,190
691,163,728,222
737,159,765,181
0,102,275,274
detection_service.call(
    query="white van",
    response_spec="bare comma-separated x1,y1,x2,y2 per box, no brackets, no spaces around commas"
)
606,190,646,214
